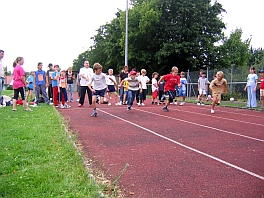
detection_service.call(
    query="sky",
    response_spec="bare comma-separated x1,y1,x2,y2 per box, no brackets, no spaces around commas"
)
1,0,263,72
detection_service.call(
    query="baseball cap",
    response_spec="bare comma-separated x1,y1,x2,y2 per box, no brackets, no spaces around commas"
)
48,63,53,67
259,69,264,73
130,70,137,75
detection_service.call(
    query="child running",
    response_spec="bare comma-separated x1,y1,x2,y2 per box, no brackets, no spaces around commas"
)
88,63,115,117
209,71,227,114
178,71,187,106
120,70,142,111
158,66,180,112
151,72,159,105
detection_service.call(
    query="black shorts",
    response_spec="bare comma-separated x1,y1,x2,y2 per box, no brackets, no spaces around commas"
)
107,85,116,92
28,87,33,91
166,90,176,103
14,87,26,100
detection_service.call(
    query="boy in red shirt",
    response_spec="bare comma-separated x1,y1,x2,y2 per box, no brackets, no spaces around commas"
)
158,66,180,112
259,70,264,109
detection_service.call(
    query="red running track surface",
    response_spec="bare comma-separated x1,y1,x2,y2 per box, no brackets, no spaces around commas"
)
59,98,264,198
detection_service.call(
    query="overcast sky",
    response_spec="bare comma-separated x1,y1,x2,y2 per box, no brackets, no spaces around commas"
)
1,0,263,72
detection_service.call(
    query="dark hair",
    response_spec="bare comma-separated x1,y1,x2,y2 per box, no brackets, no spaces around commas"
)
38,62,42,66
13,57,23,68
201,71,206,75
250,66,256,73
0,50,4,53
48,63,53,67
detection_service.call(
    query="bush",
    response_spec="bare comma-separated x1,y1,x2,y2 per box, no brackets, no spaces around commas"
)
222,90,242,101
6,85,13,90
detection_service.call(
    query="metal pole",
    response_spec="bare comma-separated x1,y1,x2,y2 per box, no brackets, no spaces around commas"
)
125,0,128,66
231,64,234,93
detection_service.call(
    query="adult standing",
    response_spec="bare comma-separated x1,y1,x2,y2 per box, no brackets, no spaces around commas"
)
12,57,32,111
118,65,129,105
78,60,93,107
46,63,54,101
244,66,258,108
34,62,52,105
0,50,5,95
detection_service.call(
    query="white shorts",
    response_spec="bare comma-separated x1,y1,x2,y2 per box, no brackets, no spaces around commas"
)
260,89,264,97
199,89,207,95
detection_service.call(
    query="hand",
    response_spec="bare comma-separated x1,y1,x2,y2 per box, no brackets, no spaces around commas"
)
91,89,96,93
58,89,60,93
140,89,143,93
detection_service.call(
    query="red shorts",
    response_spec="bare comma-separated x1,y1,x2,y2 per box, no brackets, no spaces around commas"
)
152,90,158,99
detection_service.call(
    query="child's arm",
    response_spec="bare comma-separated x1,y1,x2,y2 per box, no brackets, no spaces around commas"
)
223,80,228,94
158,76,164,85
88,84,95,93
139,82,143,93
109,77,117,86
119,79,124,87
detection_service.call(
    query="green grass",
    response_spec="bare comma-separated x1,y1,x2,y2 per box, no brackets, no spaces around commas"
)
0,96,102,198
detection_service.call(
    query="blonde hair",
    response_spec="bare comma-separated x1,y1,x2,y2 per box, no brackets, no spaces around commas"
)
108,68,113,72
13,57,23,67
141,69,147,74
171,66,178,72
93,63,103,71
216,71,224,78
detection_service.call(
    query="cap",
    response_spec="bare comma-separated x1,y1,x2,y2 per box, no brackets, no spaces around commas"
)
48,63,53,67
54,65,59,68
259,70,264,73
130,70,136,75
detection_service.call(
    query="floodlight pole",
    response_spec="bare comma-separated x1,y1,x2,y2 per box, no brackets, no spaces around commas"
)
125,0,128,66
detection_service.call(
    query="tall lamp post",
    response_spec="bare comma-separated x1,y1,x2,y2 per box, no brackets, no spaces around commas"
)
125,0,128,66
230,64,235,93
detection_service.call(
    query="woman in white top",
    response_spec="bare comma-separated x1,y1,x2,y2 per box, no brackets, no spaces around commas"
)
244,66,258,108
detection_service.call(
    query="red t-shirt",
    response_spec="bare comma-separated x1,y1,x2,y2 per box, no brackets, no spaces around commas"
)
260,77,264,89
163,74,180,91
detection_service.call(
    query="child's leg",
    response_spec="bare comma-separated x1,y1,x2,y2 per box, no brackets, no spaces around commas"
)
211,94,219,110
261,96,264,107
92,95,97,109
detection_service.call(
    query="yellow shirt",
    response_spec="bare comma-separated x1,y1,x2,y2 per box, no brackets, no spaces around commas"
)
210,78,227,94
124,80,129,91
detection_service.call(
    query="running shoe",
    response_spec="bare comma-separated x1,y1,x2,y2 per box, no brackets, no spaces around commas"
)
211,109,215,114
91,111,97,117
201,102,205,106
163,106,169,112
78,104,83,107
25,108,33,112
127,106,131,111
197,102,201,106
108,102,111,106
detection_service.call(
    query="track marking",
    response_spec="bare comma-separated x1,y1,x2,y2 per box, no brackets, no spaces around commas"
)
134,108,264,142
187,105,264,119
98,109,264,181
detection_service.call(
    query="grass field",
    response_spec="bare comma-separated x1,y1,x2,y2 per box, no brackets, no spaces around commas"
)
0,91,102,198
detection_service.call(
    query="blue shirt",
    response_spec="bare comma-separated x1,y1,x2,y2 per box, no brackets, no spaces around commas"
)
35,70,46,85
27,75,34,89
52,71,60,87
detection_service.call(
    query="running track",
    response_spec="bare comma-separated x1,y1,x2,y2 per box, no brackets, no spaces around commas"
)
59,99,264,198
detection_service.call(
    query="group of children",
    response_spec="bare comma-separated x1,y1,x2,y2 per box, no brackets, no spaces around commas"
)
85,63,228,117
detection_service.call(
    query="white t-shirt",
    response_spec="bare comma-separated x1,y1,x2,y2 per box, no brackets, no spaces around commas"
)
247,73,258,87
123,77,141,91
79,67,94,86
180,77,187,91
139,75,150,89
151,78,158,92
106,75,116,85
88,73,107,90
0,59,4,77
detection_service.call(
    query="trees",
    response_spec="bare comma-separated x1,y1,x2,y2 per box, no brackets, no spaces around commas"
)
72,0,237,74
216,28,251,68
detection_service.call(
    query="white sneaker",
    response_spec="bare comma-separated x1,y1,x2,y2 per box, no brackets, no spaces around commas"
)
108,102,111,106
137,103,141,106
180,102,184,106
60,104,65,108
197,102,201,106
141,103,145,106
201,103,205,106
115,102,119,106
65,104,71,108
174,102,177,105
118,101,122,105
211,109,215,114
76,99,80,102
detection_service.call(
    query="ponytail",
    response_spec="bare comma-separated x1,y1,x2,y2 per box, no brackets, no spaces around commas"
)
13,57,24,68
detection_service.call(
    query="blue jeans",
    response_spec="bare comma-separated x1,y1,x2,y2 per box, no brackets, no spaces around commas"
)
127,89,137,107
68,84,74,101
0,77,4,95
247,86,257,108
119,86,125,102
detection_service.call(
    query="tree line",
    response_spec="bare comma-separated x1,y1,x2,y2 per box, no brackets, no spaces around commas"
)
72,0,264,75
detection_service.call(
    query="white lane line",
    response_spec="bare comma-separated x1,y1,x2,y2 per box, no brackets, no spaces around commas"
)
187,105,264,119
135,108,264,143
172,108,264,127
99,109,264,181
